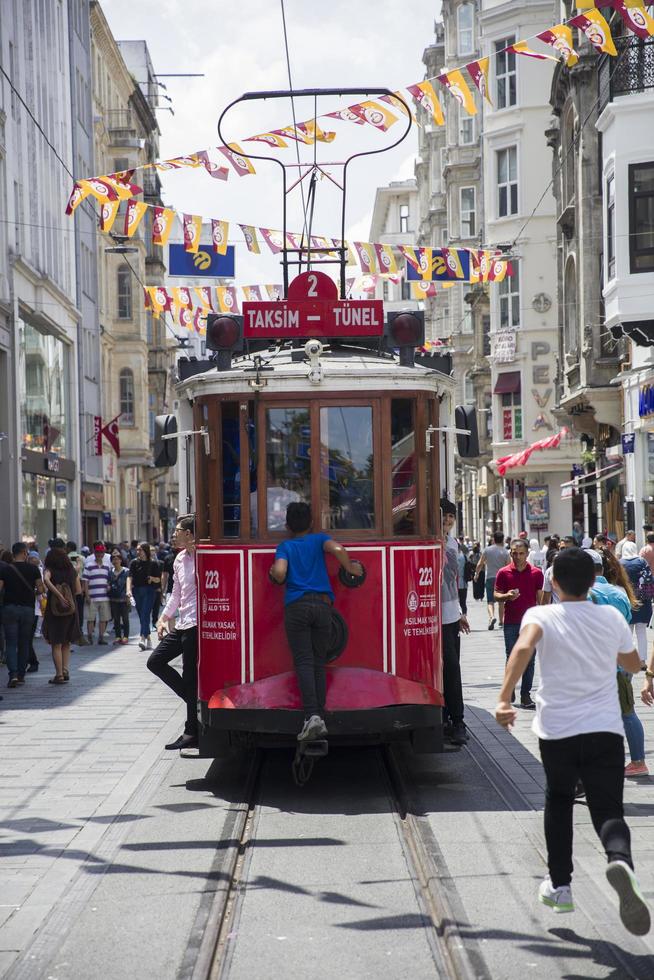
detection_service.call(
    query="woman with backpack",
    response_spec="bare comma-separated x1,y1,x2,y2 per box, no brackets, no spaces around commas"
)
108,550,130,645
42,539,81,685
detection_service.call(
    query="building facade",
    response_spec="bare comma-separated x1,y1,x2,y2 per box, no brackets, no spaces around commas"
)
415,6,495,539
480,0,578,538
0,0,84,547
597,29,654,533
368,178,420,312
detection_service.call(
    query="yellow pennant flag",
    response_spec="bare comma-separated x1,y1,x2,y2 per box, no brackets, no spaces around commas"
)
239,224,261,254
65,182,92,215
246,132,289,148
124,199,148,238
619,3,654,40
152,207,176,247
507,40,558,61
171,288,193,318
411,281,438,300
211,219,229,255
99,199,120,233
216,287,239,314
374,243,398,274
182,214,202,253
354,101,399,131
537,26,579,67
569,10,618,55
297,120,336,143
438,69,477,116
353,242,378,274
147,286,170,318
465,59,492,106
406,81,445,126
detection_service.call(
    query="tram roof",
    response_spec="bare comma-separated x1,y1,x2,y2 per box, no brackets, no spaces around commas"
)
176,344,455,399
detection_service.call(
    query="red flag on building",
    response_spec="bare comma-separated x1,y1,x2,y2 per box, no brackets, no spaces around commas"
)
102,416,120,457
494,428,568,476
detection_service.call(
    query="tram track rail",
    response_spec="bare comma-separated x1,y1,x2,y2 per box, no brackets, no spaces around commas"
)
188,744,490,980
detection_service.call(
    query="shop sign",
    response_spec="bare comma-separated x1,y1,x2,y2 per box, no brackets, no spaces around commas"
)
45,453,60,473
494,330,516,364
102,512,112,526
525,485,550,522
81,489,105,511
622,433,635,455
639,384,654,417
196,549,244,702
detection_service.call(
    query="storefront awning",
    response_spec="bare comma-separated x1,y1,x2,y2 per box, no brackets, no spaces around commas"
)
493,371,521,394
612,320,654,347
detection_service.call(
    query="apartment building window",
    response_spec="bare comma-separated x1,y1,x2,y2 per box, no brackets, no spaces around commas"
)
459,107,475,145
497,146,518,217
495,372,522,441
457,4,474,56
401,279,411,301
482,314,491,356
607,174,616,280
460,187,476,237
117,266,132,319
495,39,517,109
119,368,135,426
399,203,410,234
564,258,578,352
629,162,654,273
463,372,475,404
499,260,520,328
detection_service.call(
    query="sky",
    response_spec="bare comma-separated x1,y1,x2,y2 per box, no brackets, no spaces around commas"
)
102,0,441,285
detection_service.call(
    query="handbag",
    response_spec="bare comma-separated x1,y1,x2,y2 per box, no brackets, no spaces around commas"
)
50,581,76,617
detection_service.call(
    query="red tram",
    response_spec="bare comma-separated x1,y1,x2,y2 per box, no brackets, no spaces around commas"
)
166,271,470,757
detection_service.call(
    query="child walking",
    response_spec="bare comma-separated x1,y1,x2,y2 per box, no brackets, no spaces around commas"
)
495,547,650,935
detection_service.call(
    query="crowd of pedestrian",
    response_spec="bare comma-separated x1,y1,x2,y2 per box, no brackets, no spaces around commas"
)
0,535,179,689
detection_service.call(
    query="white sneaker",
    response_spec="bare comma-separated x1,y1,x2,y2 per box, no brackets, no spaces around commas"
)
297,715,328,741
606,861,651,936
538,877,574,913
145,636,152,649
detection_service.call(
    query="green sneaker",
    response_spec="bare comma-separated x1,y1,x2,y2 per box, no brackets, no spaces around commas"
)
606,861,651,936
538,877,574,913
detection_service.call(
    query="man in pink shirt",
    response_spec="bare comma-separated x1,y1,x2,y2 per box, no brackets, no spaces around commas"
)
149,516,199,751
494,537,544,709
639,531,654,574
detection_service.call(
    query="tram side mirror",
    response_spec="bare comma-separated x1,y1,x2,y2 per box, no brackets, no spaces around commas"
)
384,311,425,367
153,414,178,467
455,405,480,459
206,314,244,370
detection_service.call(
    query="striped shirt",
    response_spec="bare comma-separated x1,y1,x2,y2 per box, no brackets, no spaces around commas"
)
83,559,110,600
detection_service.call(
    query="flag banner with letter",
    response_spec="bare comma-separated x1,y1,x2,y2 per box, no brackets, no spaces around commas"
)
211,219,229,255
351,101,399,131
99,199,120,233
124,199,148,237
65,182,92,215
537,25,579,66
152,207,176,247
374,243,398,274
615,1,654,38
353,242,378,274
569,10,617,54
437,69,477,115
182,214,203,253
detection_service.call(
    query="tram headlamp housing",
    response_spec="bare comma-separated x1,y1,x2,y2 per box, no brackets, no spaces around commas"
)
206,314,244,370
385,311,425,367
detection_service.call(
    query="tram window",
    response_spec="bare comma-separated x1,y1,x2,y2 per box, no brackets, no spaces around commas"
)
221,403,241,537
391,399,416,535
264,408,311,531
320,406,375,530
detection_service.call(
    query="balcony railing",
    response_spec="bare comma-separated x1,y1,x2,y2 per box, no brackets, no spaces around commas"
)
599,35,654,112
106,109,136,134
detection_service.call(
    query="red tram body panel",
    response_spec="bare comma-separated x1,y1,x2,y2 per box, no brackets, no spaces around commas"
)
196,541,444,749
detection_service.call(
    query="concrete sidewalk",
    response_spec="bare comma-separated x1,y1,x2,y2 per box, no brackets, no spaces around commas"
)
0,622,187,977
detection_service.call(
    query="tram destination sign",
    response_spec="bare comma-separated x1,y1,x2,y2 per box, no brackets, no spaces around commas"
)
242,270,383,339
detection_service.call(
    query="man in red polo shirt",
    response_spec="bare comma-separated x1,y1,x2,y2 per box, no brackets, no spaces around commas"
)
494,537,544,709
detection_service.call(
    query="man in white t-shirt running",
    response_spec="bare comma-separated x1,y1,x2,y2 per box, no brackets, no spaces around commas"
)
495,547,650,936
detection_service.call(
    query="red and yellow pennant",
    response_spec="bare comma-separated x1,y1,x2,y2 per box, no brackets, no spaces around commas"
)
350,101,399,131
406,81,445,126
217,143,256,176
124,199,148,238
465,58,492,106
537,25,579,67
437,69,477,116
211,219,229,255
615,1,654,39
182,214,202,253
374,243,398,274
569,10,617,55
353,242,378,274
507,40,558,61
99,199,120,233
216,287,240,314
239,224,261,254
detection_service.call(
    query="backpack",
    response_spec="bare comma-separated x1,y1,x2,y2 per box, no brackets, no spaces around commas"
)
108,569,126,600
636,563,654,601
50,581,76,617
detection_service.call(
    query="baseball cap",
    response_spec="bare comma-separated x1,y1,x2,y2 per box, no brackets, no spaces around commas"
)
518,531,528,539
81,546,90,555
94,543,106,552
28,550,40,559
584,548,604,566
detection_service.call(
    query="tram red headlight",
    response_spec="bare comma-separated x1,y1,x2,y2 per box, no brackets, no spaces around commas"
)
206,314,243,351
387,311,425,348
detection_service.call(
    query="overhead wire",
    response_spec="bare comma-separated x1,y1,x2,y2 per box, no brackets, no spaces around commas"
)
279,0,311,263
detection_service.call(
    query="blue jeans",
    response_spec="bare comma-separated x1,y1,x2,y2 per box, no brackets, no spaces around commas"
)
133,586,156,638
623,710,645,763
504,621,536,701
4,604,35,679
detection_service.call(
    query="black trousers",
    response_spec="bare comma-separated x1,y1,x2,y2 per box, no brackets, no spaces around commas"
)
151,591,162,628
442,620,464,726
147,626,198,736
539,731,632,888
284,598,332,717
110,600,130,639
458,586,468,615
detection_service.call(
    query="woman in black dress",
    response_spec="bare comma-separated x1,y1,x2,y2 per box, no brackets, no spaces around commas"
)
42,541,82,684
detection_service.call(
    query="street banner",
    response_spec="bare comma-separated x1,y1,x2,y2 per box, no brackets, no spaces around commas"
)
525,486,550,522
168,243,235,278
622,433,636,454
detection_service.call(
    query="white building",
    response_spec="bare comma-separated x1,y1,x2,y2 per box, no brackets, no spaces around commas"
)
0,0,84,546
597,31,654,533
480,0,578,538
368,178,420,311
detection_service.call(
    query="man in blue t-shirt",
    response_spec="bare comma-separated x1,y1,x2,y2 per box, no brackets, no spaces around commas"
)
269,502,363,741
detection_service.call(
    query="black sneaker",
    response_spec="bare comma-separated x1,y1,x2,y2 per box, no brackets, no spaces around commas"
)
520,698,536,710
488,618,496,631
7,676,18,688
450,722,469,746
